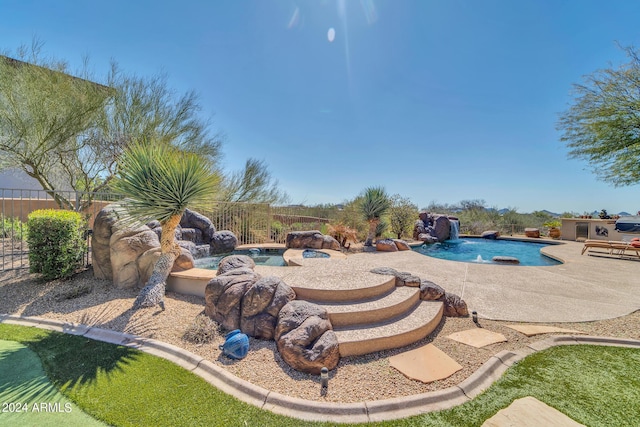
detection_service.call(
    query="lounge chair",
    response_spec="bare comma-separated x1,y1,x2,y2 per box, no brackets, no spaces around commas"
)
581,239,640,259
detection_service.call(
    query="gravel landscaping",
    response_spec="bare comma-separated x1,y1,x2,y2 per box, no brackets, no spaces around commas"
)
1,267,639,404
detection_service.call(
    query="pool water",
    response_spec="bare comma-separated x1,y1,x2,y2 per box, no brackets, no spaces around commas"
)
412,238,561,266
194,248,287,269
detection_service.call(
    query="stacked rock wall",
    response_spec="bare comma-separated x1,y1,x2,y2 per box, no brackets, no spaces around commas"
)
92,204,238,289
204,254,340,373
370,267,469,317
413,212,460,243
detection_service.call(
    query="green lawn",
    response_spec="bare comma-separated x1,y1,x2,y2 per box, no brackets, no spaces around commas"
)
1,323,639,427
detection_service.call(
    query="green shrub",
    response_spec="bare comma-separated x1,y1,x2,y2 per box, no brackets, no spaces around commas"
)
1,214,28,241
27,209,87,280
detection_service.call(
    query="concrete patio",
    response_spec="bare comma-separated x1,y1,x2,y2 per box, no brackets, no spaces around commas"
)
255,239,640,323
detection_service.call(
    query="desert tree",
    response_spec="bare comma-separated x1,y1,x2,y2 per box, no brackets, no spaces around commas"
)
388,194,418,239
0,41,223,211
0,42,109,209
218,158,288,204
558,45,640,186
112,140,220,309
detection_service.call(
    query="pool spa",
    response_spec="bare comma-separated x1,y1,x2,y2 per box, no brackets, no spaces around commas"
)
193,248,331,269
194,248,287,268
412,238,562,266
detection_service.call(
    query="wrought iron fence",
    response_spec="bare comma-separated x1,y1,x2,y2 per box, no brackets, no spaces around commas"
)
459,223,548,237
199,202,331,245
1,188,122,271
1,189,332,271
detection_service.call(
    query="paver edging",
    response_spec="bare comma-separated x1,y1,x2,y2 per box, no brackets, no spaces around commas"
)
2,314,640,423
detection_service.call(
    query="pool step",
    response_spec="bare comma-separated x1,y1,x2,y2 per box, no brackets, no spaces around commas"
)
308,286,420,327
334,301,443,357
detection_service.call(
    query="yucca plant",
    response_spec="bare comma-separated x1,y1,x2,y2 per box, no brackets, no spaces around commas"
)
360,186,391,246
112,140,220,308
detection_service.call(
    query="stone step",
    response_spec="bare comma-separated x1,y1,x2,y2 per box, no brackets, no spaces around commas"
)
334,300,444,357
307,287,420,327
281,268,396,302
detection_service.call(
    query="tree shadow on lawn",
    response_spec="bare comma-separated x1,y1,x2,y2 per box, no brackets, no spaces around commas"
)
22,329,141,390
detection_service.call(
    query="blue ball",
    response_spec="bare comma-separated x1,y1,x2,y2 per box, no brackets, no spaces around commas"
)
219,329,249,359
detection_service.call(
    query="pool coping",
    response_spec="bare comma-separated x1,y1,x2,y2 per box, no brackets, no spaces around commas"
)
2,314,639,423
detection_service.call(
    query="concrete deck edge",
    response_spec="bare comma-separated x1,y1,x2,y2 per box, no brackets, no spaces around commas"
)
2,314,640,423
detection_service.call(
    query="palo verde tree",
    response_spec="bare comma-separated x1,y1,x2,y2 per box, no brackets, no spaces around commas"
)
0,41,223,211
359,186,391,246
219,158,289,204
113,140,220,309
558,45,640,186
0,43,109,209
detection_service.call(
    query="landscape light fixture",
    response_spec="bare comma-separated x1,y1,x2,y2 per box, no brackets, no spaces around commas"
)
472,311,478,324
320,367,329,395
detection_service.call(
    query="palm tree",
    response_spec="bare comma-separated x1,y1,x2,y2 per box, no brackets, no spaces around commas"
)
113,140,219,308
360,186,391,246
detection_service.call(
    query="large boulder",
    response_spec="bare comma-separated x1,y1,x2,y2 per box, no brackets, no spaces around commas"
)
413,220,427,240
241,276,296,340
418,233,439,244
210,230,238,255
431,215,451,242
178,240,210,259
418,212,431,223
492,256,520,264
376,239,398,252
395,271,421,287
370,267,420,287
285,230,340,251
217,254,256,275
442,292,469,317
393,239,411,251
180,208,216,243
419,280,445,300
481,230,500,239
92,204,222,288
370,266,398,276
524,228,540,238
204,268,261,331
109,225,160,289
180,228,203,244
92,206,119,280
414,212,455,243
275,300,340,374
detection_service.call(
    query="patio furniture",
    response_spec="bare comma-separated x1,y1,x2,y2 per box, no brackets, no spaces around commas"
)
581,239,640,259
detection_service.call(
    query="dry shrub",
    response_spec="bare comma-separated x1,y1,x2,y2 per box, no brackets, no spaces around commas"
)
182,314,222,344
326,223,359,247
54,282,93,301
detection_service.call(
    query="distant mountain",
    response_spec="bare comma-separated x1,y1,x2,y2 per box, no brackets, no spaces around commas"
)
618,211,631,216
538,210,560,217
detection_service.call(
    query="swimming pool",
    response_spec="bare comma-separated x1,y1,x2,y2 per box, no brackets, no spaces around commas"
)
412,238,561,266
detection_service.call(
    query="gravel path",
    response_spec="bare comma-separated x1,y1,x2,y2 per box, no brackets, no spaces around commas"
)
1,268,638,403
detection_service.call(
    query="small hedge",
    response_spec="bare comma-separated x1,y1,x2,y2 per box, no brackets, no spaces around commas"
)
27,209,87,280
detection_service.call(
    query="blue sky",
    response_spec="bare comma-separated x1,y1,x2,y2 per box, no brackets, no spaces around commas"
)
1,0,640,214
